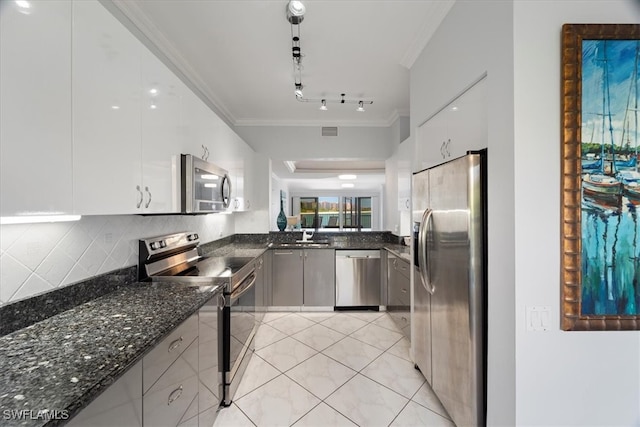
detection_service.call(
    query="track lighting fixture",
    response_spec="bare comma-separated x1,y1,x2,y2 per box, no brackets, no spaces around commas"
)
285,1,373,112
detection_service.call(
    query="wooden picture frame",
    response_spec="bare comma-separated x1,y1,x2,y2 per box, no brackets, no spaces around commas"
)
561,24,640,330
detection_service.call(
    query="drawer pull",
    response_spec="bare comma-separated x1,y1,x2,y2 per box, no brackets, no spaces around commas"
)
168,385,183,405
401,288,407,293
168,337,183,353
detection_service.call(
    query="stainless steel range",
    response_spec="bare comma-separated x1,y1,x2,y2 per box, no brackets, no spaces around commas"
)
139,232,258,408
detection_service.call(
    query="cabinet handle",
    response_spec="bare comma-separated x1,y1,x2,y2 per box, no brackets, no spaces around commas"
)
274,251,293,255
234,199,239,209
405,199,410,209
136,185,143,208
246,200,251,209
401,288,407,293
393,259,397,268
201,145,209,161
167,385,183,405
144,186,152,208
168,336,183,353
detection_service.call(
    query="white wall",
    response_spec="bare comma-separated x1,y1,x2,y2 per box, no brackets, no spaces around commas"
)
235,125,393,160
410,1,516,425
0,214,234,305
513,1,640,426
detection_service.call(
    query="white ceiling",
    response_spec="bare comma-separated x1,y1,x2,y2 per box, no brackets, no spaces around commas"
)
113,0,454,189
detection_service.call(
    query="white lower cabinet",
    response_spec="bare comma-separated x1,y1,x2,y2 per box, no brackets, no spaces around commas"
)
67,360,143,427
69,311,220,427
142,314,199,427
143,338,199,427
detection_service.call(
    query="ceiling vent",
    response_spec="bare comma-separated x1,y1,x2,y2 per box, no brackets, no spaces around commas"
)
321,126,338,137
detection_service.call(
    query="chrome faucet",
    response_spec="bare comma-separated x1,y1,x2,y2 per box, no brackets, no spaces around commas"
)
301,230,314,242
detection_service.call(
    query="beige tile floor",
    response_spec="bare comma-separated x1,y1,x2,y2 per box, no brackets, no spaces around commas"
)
213,311,455,427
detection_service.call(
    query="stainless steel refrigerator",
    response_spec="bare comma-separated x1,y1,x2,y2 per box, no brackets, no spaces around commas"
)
412,151,487,427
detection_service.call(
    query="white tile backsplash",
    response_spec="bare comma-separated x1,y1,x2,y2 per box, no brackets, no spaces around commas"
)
0,213,235,305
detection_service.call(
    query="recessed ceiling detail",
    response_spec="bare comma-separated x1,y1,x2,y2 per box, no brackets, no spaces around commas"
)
285,159,385,174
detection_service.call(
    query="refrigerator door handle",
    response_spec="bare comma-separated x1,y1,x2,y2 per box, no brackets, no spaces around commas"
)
418,208,435,294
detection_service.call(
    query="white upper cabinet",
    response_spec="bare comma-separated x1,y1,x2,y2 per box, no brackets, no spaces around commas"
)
1,0,73,217
397,136,413,212
183,93,254,213
140,48,185,213
3,0,255,217
73,0,142,215
416,77,487,171
73,0,186,214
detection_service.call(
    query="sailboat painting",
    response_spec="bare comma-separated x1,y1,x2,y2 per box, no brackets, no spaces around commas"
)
561,24,640,330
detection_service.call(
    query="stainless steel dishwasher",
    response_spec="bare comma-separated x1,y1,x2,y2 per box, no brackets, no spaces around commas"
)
335,250,381,308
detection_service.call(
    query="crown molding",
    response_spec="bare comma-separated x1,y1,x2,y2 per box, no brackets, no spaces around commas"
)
399,0,455,69
109,0,238,127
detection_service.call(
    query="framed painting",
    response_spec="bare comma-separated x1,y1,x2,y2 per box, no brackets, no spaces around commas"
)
561,24,640,330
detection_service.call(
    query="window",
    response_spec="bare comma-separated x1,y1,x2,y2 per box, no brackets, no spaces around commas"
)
296,196,374,231
342,197,372,230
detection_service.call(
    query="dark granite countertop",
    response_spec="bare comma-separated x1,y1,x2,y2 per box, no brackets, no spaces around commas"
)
202,239,411,262
0,281,223,427
384,244,411,261
0,232,409,427
200,242,269,259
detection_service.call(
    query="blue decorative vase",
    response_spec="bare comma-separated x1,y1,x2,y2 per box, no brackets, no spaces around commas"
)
277,199,287,231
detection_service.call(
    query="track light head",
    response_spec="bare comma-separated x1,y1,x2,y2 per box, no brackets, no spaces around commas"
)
286,1,305,24
294,83,304,98
356,101,365,112
320,99,327,111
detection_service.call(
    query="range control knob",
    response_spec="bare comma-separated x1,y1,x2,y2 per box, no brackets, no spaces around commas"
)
150,242,158,250
159,240,166,248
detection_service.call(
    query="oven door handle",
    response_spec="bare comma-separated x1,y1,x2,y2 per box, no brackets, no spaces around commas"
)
230,271,257,303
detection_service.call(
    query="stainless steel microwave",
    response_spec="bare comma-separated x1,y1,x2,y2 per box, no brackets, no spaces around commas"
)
181,154,232,213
